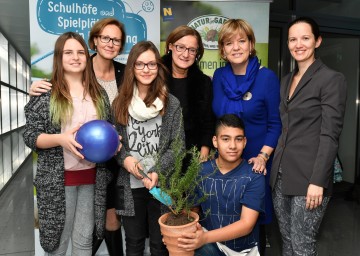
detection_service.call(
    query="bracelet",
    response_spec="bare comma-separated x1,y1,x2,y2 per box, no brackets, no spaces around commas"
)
257,155,266,163
257,154,267,162
258,152,270,161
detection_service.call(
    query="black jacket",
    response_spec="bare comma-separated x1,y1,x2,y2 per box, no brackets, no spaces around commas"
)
162,53,215,151
270,59,347,196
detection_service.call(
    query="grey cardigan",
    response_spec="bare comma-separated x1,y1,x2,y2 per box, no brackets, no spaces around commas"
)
270,59,347,196
23,90,112,252
114,94,185,216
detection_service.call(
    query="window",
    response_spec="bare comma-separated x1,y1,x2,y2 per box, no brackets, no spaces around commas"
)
0,33,8,84
0,31,31,193
1,85,10,133
9,45,16,86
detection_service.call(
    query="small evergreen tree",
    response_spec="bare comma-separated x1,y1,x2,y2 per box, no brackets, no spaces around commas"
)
154,137,212,223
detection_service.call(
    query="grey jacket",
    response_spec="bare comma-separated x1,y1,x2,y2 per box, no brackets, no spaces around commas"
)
114,94,185,216
23,90,112,252
270,59,347,196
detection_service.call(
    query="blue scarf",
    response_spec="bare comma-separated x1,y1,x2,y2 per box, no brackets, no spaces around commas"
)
220,56,260,117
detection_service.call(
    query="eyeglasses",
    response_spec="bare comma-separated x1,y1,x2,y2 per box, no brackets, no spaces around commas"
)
134,62,158,70
97,35,122,46
173,44,198,55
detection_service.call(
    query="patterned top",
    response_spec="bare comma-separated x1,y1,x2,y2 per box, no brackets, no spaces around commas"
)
127,115,162,188
97,78,117,104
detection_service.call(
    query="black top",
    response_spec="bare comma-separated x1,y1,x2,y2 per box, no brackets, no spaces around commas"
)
169,77,190,129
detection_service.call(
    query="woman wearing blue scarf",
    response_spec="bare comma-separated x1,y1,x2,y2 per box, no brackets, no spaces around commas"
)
212,19,281,256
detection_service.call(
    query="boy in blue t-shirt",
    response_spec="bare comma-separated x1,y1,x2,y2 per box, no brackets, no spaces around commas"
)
178,114,265,255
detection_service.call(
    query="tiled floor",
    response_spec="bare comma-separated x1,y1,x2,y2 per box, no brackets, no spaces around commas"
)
0,155,34,256
1,155,359,255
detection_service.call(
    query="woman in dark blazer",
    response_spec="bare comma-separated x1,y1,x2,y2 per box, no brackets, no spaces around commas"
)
270,17,347,256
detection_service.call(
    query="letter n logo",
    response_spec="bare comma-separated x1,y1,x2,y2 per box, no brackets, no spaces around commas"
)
162,7,173,21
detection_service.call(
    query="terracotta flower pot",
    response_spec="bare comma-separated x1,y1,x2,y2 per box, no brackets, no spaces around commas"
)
159,211,199,256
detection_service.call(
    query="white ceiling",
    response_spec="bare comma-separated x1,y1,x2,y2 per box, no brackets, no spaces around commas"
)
0,0,30,63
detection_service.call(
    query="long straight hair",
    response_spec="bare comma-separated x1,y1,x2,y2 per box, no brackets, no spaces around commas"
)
112,41,169,125
50,32,106,125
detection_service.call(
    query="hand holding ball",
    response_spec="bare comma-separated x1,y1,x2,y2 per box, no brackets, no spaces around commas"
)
75,120,119,163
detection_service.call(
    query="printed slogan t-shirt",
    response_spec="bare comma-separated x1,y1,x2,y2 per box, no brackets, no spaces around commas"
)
127,115,162,188
196,159,265,251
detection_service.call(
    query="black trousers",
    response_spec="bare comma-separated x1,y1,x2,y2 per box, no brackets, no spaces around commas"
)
122,187,168,256
92,223,124,256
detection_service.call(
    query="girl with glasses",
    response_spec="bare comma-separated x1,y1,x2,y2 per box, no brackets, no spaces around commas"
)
112,41,185,256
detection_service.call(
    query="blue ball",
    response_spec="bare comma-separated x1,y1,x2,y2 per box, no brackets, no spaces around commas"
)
75,120,119,163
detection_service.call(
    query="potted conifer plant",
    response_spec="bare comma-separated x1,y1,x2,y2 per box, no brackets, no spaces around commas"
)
152,138,209,256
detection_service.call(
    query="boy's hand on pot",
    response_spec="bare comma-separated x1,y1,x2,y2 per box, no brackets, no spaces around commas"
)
177,222,205,251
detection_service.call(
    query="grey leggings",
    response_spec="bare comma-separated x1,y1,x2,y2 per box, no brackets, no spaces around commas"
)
46,185,95,256
272,171,330,256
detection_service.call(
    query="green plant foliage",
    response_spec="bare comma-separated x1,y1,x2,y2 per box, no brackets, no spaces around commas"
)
155,136,210,218
31,67,51,79
31,43,51,79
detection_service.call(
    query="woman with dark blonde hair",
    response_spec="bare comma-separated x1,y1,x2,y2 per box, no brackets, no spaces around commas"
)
212,19,282,255
113,41,184,256
23,32,112,255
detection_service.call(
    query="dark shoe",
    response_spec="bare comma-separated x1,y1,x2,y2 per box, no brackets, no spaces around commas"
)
104,228,124,256
92,235,103,256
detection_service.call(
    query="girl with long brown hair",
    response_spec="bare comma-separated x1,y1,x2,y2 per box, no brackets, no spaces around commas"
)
29,18,127,255
112,41,184,256
24,32,112,255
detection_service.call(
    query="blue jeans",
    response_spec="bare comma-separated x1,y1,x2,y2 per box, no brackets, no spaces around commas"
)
195,243,226,256
122,187,168,256
272,170,330,256
46,185,94,256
